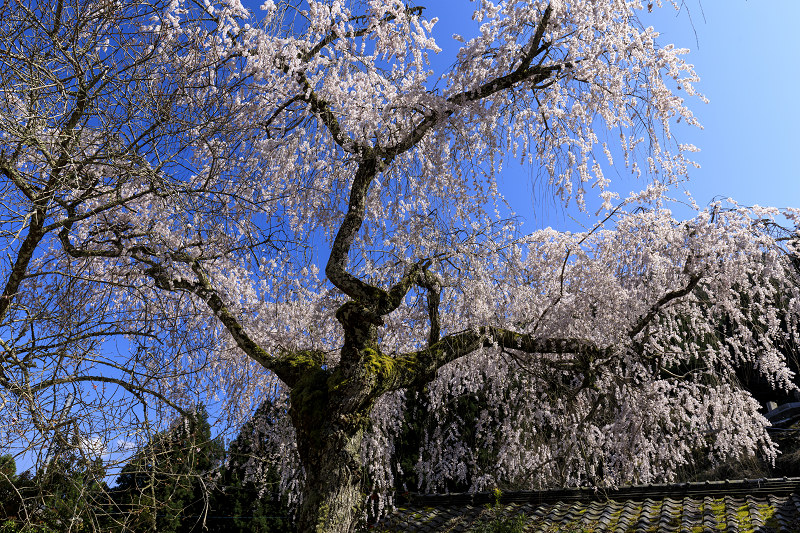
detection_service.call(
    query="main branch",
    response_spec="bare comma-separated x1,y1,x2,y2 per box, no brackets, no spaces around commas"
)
384,326,611,392
322,4,563,315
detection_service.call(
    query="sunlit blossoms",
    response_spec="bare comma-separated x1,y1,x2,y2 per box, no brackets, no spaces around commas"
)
1,0,798,532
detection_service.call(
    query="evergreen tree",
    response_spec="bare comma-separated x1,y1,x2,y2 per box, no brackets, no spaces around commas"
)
110,406,224,533
0,446,107,533
38,450,107,532
209,400,291,532
0,455,20,531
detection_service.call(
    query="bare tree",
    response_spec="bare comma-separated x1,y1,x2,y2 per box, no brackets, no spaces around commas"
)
0,1,277,528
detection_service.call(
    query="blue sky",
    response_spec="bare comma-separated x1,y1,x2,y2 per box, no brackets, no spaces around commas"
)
423,1,800,229
641,1,800,209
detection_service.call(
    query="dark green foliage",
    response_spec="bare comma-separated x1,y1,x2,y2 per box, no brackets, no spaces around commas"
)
109,406,224,533
0,405,292,532
394,385,517,496
36,450,106,531
0,455,18,519
392,388,426,494
0,455,23,532
0,447,107,532
207,400,292,532
394,386,492,495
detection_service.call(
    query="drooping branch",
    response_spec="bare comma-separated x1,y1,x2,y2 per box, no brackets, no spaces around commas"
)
0,162,36,202
300,6,425,64
0,64,100,323
25,375,193,420
382,4,563,159
48,191,155,235
58,226,315,388
0,169,65,323
532,203,625,333
377,260,431,316
274,7,431,154
516,4,553,73
145,261,318,388
321,5,564,311
0,212,47,323
324,156,388,303
295,70,362,155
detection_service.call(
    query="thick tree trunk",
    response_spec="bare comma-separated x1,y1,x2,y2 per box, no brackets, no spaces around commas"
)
294,424,365,533
289,302,393,531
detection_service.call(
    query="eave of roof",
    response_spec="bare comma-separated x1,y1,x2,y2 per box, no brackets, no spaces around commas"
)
377,477,800,532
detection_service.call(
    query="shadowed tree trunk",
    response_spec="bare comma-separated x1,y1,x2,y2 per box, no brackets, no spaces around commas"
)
290,302,395,532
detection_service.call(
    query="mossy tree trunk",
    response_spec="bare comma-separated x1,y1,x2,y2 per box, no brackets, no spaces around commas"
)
293,415,365,532
290,301,400,533
135,153,611,532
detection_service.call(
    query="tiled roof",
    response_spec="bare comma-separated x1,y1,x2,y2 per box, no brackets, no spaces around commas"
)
377,478,800,532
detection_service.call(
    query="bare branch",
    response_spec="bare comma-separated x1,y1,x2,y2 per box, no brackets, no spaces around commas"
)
416,268,441,346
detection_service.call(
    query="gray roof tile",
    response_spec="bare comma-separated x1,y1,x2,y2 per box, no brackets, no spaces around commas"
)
376,478,800,532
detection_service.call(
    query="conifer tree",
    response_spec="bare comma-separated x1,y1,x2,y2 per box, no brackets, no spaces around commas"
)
210,400,291,532
110,406,223,533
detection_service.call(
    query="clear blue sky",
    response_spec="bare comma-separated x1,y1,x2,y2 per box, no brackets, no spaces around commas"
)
424,1,800,229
